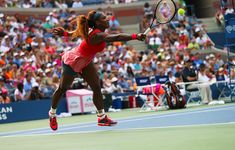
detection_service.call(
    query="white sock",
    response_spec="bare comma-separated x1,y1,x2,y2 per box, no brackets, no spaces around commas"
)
97,109,105,119
49,108,57,117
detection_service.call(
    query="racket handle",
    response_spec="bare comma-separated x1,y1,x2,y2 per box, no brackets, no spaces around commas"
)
144,28,151,35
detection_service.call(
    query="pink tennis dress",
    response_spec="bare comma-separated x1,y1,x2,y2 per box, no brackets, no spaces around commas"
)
62,29,106,73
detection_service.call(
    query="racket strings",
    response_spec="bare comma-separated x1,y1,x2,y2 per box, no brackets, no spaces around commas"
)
155,0,176,24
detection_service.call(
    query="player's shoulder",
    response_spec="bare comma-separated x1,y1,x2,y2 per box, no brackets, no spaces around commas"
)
89,28,103,34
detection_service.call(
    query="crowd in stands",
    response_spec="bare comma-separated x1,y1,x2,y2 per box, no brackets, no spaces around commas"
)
0,0,139,8
0,0,233,104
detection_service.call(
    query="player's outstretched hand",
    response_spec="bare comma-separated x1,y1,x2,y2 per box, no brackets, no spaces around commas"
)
51,27,65,36
137,33,146,41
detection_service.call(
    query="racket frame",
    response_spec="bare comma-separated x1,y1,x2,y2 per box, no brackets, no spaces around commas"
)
144,0,177,35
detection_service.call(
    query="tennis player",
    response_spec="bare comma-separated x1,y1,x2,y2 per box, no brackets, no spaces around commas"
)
49,10,146,130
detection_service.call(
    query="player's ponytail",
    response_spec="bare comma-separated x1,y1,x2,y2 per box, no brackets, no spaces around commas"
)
72,10,101,40
72,15,89,40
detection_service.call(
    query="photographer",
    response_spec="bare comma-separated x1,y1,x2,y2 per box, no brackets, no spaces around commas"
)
27,82,44,100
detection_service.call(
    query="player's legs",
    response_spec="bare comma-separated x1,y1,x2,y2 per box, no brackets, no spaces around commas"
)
51,73,75,109
51,62,76,110
81,62,117,126
49,63,76,130
81,62,104,110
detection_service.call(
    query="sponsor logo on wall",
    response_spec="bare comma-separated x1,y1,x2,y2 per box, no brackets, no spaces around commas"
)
0,106,13,120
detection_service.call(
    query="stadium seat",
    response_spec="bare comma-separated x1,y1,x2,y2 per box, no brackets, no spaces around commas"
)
135,76,166,112
155,75,169,85
177,81,202,106
216,75,231,100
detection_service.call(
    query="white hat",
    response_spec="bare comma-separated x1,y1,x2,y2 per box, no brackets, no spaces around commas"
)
93,57,98,63
31,42,38,46
47,63,52,68
27,58,33,62
195,27,201,32
165,55,171,60
45,68,51,73
0,13,4,18
32,82,39,88
111,77,118,82
49,12,53,16
37,68,43,73
176,64,183,68
13,53,19,56
209,54,215,58
4,35,9,39
52,62,57,66
20,52,25,56
219,67,224,71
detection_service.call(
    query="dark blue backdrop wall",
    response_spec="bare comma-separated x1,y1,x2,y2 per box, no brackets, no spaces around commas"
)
207,32,235,52
0,98,67,124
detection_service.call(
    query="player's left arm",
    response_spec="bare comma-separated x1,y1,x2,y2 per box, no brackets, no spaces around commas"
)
51,27,75,36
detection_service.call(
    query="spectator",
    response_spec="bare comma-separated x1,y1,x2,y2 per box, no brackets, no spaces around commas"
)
148,33,162,51
216,67,229,81
103,72,112,90
22,0,32,8
221,0,229,9
109,77,123,93
188,37,200,51
181,59,197,89
117,75,130,90
14,82,26,101
143,2,153,20
55,0,68,9
215,9,224,27
197,63,213,104
139,16,149,33
126,66,135,79
108,15,121,33
44,68,54,88
174,64,183,83
0,88,11,104
23,74,33,95
52,74,59,89
27,82,44,100
72,0,83,8
168,71,176,82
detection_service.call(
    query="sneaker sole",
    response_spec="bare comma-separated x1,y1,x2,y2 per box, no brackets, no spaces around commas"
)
51,127,58,131
97,123,117,126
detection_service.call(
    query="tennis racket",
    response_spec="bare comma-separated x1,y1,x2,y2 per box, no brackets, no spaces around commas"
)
144,0,177,35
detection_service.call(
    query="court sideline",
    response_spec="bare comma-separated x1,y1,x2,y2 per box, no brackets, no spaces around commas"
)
0,104,235,138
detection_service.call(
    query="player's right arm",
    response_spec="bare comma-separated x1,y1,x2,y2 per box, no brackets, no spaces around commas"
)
89,32,146,45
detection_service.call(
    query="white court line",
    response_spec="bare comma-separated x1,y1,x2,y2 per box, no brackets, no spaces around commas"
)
1,104,235,136
31,104,235,134
1,104,235,137
1,121,235,138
